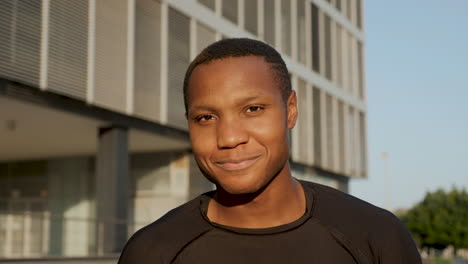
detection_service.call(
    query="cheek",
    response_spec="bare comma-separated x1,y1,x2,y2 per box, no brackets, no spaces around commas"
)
246,112,288,144
189,127,216,157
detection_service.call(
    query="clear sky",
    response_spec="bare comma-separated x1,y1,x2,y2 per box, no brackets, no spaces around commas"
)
349,0,468,210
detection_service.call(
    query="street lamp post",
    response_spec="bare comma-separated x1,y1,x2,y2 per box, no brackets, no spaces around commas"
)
380,152,391,211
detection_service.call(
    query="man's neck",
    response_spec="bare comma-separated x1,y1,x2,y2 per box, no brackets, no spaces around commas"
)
207,164,306,229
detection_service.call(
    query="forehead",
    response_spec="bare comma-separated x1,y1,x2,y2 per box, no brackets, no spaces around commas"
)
187,56,281,106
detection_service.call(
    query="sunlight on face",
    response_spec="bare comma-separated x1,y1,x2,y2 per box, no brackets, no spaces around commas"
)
187,56,297,194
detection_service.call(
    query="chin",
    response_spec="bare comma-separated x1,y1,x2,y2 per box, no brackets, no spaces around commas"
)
218,182,259,195
215,173,272,195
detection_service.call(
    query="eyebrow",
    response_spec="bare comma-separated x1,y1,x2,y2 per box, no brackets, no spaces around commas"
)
190,95,263,113
236,95,261,106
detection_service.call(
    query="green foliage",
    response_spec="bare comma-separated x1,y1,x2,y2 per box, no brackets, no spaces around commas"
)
422,257,453,264
400,187,468,250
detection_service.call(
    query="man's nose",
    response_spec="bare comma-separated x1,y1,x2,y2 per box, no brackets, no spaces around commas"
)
216,118,248,149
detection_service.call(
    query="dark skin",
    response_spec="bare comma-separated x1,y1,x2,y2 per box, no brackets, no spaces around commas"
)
186,56,306,228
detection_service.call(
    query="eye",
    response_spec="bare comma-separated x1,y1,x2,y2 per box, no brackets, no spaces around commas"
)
246,105,263,113
197,114,215,123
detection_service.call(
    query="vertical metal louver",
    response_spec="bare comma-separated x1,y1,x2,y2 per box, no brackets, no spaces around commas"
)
297,0,306,65
134,0,161,122
196,23,215,55
281,0,291,56
263,0,275,46
222,0,238,25
47,0,88,99
167,8,190,129
244,0,257,36
0,0,41,86
94,0,128,113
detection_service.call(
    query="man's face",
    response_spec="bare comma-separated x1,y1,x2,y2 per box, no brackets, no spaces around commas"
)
186,56,297,194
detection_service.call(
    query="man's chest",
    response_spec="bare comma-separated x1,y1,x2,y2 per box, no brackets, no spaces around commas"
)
173,223,357,264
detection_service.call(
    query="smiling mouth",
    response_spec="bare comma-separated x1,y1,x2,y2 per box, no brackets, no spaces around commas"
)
214,155,262,171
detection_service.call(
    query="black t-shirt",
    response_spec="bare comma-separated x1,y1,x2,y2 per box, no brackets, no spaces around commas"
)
119,181,422,264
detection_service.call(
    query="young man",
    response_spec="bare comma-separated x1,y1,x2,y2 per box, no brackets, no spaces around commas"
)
119,38,421,263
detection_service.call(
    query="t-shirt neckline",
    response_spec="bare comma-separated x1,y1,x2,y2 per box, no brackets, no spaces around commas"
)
198,180,315,235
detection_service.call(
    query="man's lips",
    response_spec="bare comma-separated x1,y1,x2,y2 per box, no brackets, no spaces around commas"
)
214,155,262,171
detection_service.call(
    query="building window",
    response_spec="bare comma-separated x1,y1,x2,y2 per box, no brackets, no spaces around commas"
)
311,3,320,73
326,94,333,168
348,106,355,174
48,0,88,99
348,32,354,95
359,112,367,176
244,0,258,35
94,0,128,112
281,0,291,56
336,0,342,12
222,0,238,25
346,0,353,21
198,0,215,11
297,0,306,65
134,0,161,120
168,8,190,128
297,78,308,162
264,0,275,46
0,1,42,85
357,41,364,99
356,0,362,29
336,24,343,88
196,22,216,54
324,14,332,80
338,101,345,172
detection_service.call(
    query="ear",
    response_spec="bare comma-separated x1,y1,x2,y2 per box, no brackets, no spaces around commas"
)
286,91,298,129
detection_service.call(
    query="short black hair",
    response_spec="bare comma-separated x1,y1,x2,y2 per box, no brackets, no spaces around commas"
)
183,38,292,111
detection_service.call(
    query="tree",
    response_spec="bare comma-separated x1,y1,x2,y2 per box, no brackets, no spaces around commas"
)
399,187,468,251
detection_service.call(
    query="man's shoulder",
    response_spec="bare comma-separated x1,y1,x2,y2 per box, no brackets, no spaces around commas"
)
301,180,421,263
301,180,395,225
118,193,213,264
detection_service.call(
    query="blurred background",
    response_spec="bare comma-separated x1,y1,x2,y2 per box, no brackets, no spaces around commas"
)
0,0,466,263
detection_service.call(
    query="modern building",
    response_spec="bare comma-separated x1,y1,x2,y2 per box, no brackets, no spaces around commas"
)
0,0,366,260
